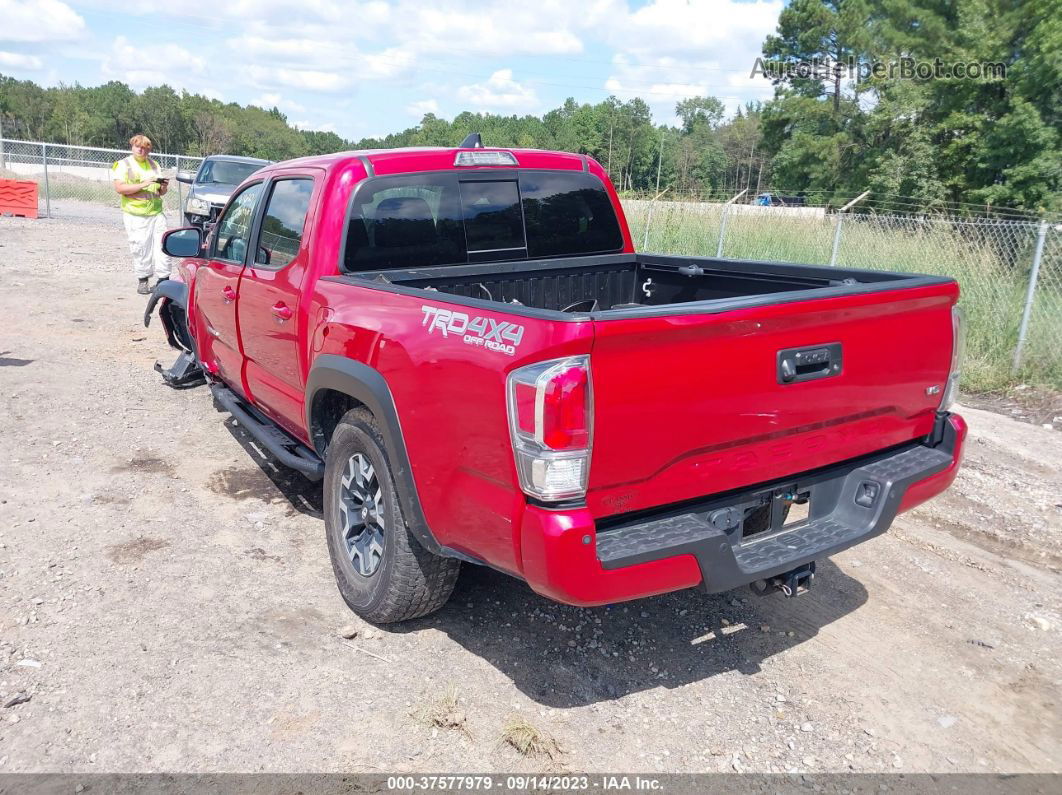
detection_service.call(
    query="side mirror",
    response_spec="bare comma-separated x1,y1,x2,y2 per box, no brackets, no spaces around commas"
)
162,227,203,258
256,246,272,266
176,170,197,184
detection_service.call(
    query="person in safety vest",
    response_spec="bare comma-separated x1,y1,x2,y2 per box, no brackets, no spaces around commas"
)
112,134,171,295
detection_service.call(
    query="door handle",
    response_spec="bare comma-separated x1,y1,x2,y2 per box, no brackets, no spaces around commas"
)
271,302,293,321
222,286,236,304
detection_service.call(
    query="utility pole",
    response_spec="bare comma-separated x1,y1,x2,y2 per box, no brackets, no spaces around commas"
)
716,189,748,258
642,186,669,250
746,140,755,196
1013,220,1049,373
654,129,664,195
642,131,667,251
606,120,614,180
829,190,870,266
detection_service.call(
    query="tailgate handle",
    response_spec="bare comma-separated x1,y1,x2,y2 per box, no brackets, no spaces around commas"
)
778,343,842,384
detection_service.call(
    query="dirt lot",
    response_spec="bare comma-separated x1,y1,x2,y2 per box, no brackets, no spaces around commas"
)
0,214,1060,774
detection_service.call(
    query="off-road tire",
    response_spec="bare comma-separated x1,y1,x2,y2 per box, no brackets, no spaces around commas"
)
324,408,460,623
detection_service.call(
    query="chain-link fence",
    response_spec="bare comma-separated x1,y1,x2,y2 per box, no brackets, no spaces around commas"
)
0,138,202,223
624,198,1062,391
1017,222,1062,389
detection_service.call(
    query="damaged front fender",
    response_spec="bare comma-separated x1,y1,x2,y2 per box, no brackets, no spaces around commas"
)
144,280,205,388
144,280,189,347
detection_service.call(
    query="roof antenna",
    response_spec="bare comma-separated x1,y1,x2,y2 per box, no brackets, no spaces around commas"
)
459,132,483,148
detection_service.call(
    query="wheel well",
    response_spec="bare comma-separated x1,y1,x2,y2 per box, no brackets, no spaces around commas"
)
310,389,367,456
161,300,195,353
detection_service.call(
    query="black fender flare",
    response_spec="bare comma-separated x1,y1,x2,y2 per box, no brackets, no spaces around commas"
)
144,280,196,354
143,279,187,326
306,355,460,559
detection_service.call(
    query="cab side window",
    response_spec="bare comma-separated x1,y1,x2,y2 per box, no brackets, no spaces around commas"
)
213,182,263,263
254,179,314,269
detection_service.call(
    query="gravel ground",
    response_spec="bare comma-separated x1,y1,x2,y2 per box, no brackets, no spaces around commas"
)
0,215,1060,774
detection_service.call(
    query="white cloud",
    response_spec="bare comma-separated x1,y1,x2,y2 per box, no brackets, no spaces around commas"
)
361,47,416,79
213,0,614,96
406,99,439,117
457,69,537,111
606,0,782,57
227,34,347,63
402,3,586,56
605,54,776,123
241,64,350,93
0,0,85,42
227,33,415,83
220,0,385,27
0,50,43,69
293,120,338,134
603,1,783,121
101,36,205,88
251,92,307,114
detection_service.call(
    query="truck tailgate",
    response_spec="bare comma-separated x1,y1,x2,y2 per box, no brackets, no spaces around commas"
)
587,283,958,518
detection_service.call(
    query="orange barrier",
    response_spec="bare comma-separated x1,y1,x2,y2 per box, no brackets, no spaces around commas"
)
0,179,40,219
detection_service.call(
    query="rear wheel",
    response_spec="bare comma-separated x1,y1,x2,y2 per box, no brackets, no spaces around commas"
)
324,408,460,623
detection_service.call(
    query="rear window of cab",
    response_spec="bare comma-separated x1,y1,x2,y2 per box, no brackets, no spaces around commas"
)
342,170,624,272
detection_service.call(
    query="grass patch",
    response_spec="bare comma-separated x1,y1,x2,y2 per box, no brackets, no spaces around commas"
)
498,715,562,760
412,685,471,739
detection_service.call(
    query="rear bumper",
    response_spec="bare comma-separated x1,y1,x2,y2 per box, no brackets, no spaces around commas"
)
518,412,966,607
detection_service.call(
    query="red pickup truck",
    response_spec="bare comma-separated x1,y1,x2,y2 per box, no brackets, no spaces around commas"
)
146,144,967,624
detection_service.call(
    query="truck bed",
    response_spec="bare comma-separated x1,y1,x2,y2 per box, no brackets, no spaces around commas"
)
338,253,950,318
328,251,958,522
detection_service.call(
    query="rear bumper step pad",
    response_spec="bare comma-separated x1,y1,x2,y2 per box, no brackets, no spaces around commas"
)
595,422,957,593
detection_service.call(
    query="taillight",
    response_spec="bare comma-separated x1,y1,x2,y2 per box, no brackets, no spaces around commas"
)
940,305,965,411
507,356,593,501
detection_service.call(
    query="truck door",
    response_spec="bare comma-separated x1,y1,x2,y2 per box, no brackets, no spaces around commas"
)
193,181,264,394
236,173,318,437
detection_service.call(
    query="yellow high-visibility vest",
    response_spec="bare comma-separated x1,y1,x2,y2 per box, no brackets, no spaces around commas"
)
112,155,163,217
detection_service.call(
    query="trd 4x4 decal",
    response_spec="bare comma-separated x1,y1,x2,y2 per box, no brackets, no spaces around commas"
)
421,305,525,356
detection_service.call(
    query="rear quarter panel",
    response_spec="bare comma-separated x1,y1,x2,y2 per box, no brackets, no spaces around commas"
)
312,283,593,574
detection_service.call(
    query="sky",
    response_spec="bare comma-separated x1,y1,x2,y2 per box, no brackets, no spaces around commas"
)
0,0,785,143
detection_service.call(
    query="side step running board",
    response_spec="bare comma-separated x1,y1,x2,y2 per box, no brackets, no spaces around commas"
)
210,384,325,481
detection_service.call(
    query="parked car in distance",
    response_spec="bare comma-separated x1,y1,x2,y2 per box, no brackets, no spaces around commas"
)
176,155,272,228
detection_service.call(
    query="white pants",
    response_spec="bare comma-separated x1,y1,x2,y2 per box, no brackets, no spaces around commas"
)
122,212,171,279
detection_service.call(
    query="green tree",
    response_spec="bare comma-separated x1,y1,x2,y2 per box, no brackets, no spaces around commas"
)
969,98,1061,213
763,0,872,112
0,75,52,139
301,129,347,155
134,85,186,154
86,81,137,145
719,104,768,196
675,96,725,132
47,85,93,146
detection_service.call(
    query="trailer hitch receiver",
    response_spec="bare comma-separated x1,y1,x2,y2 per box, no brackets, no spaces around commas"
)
750,561,816,598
